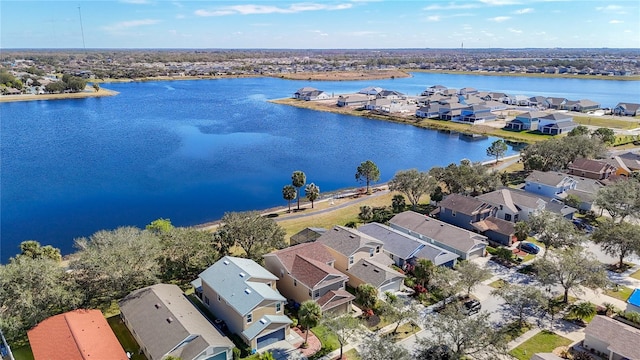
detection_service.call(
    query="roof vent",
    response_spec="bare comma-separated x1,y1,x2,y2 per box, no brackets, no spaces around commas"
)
223,260,230,265
349,235,355,239
244,288,252,294
362,263,368,267
373,269,380,273
167,317,174,323
239,272,246,277
260,318,267,324
154,303,161,309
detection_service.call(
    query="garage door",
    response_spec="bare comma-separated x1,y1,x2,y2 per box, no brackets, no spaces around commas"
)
467,248,484,259
379,280,400,294
205,351,227,360
257,327,285,349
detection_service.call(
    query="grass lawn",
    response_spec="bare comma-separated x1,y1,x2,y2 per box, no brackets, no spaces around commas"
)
509,330,573,360
573,115,640,130
631,269,640,281
311,325,340,352
343,348,361,360
11,345,34,360
107,316,147,360
383,322,421,342
605,285,634,302
489,279,507,289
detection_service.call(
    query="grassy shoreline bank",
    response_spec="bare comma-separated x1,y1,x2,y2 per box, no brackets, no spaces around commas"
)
0,88,119,103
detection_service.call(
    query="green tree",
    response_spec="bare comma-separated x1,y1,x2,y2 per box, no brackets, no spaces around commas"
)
592,127,616,144
323,315,363,360
305,183,320,209
536,246,610,303
595,178,640,223
0,257,83,342
591,219,640,269
381,292,419,334
216,211,286,263
282,184,296,212
432,266,461,309
158,227,220,282
291,171,306,210
92,83,100,92
298,300,322,345
491,283,545,328
146,218,174,233
16,240,62,262
564,193,582,208
431,160,502,196
358,205,373,223
520,135,606,171
568,302,596,324
527,211,579,258
71,227,162,307
392,194,406,213
359,333,411,360
414,259,435,288
356,283,378,311
355,160,380,194
417,307,507,359
456,261,491,297
430,185,445,204
568,125,590,137
416,345,455,360
486,139,508,163
388,169,438,210
514,221,530,243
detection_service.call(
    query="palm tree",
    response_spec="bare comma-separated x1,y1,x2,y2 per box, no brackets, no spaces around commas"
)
298,300,322,345
569,302,596,324
282,185,296,212
391,194,406,213
291,171,306,210
602,302,618,317
305,183,320,208
358,205,373,223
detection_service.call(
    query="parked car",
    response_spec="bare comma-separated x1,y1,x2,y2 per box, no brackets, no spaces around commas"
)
461,299,481,315
520,242,540,255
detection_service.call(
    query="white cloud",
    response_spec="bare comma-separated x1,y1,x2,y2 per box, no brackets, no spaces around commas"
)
508,27,522,33
489,16,511,22
479,0,521,5
514,8,533,14
423,3,479,10
609,20,623,24
103,19,160,32
427,15,441,22
194,3,352,17
348,31,379,36
311,30,329,36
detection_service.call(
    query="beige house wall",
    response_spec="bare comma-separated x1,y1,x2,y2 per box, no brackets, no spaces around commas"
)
202,281,245,338
583,334,612,359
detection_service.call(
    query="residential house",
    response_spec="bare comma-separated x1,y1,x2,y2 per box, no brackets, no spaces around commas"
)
293,87,317,99
358,222,459,268
529,96,548,109
545,97,568,109
300,90,331,101
438,193,495,230
563,177,604,211
505,111,547,131
616,151,640,172
470,217,516,246
416,105,440,118
290,227,326,246
438,102,469,121
375,89,405,100
263,242,354,314
358,86,383,96
389,211,488,260
191,257,291,351
481,92,509,103
458,87,478,95
422,84,447,96
28,309,128,360
119,284,234,360
603,156,633,177
476,188,576,222
524,170,578,199
613,102,640,116
316,226,405,294
538,113,579,135
336,94,370,107
568,158,617,180
583,315,640,360
568,99,600,112
458,104,497,123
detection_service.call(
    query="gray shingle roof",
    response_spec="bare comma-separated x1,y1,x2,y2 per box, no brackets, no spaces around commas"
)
316,226,383,257
526,170,574,187
585,316,640,359
439,193,493,215
118,284,233,360
198,256,284,316
241,315,291,341
346,259,405,288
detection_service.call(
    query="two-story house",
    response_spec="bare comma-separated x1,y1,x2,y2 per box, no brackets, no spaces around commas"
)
524,170,578,199
389,211,488,260
538,113,578,135
568,158,617,180
119,284,234,360
316,226,405,295
504,111,547,131
263,242,354,315
191,257,291,352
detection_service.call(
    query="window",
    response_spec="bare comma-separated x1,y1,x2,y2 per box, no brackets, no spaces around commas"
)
505,214,512,221
309,290,312,297
375,246,380,253
369,248,374,257
280,269,284,278
246,314,252,323
294,279,297,287
276,302,281,312
217,294,221,302
452,210,456,217
205,296,210,305
349,256,354,265
315,291,320,298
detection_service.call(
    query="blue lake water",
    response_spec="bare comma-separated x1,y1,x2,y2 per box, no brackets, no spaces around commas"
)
1,72,638,261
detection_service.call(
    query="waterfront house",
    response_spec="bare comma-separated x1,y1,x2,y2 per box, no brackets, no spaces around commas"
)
358,222,459,268
613,102,640,116
528,96,548,109
476,188,576,222
481,92,509,103
437,193,495,230
28,309,128,360
538,112,578,135
545,97,568,109
568,99,600,112
389,211,488,260
336,93,370,107
504,111,546,131
438,102,468,121
290,227,326,246
422,84,447,96
583,316,640,360
375,89,405,100
301,89,331,101
191,257,291,352
458,104,497,123
524,170,578,198
263,242,354,315
458,87,478,96
293,87,317,99
119,284,234,360
316,226,405,294
567,158,617,180
358,86,383,96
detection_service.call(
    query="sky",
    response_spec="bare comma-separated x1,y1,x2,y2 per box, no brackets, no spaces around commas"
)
1,0,639,49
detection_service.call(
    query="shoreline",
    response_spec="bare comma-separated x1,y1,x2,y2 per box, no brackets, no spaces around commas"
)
0,88,119,103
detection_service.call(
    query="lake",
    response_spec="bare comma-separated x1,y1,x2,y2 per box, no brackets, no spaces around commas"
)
1,72,638,261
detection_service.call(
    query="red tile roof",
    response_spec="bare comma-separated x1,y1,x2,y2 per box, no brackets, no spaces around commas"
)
28,309,128,360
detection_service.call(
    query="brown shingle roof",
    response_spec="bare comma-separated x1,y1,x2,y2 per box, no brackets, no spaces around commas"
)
585,315,640,359
472,217,515,235
439,193,493,215
28,309,127,360
265,242,334,273
568,158,615,174
291,255,347,289
316,289,355,311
